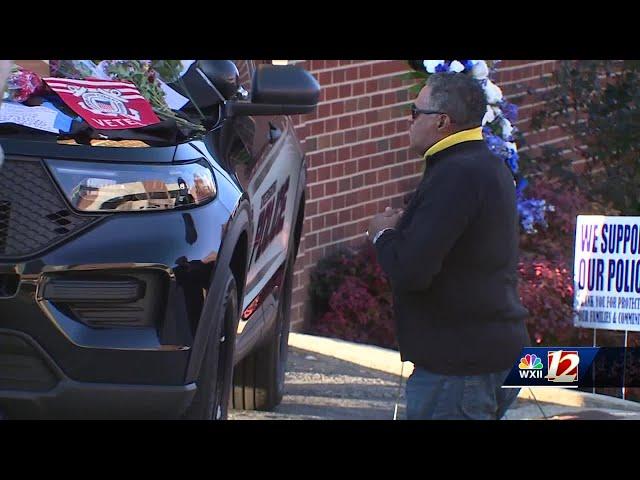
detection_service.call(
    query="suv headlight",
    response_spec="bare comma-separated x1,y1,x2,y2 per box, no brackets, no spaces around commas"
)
46,159,216,212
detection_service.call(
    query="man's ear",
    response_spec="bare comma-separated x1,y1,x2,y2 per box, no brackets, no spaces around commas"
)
436,114,448,130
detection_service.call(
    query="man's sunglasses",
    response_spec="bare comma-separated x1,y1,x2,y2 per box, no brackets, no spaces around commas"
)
410,103,446,120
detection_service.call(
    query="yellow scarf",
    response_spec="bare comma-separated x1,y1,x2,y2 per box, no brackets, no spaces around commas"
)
423,126,483,160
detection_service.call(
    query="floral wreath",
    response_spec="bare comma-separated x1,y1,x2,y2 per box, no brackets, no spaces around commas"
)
407,60,553,234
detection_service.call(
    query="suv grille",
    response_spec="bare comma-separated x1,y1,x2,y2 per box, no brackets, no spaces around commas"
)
0,157,100,259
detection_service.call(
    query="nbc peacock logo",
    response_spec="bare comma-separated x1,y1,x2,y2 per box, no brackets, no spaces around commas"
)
518,353,543,379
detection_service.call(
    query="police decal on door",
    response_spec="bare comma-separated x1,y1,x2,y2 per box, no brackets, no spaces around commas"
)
251,175,290,266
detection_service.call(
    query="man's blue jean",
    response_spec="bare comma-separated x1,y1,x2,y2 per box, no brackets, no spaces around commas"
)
406,366,519,420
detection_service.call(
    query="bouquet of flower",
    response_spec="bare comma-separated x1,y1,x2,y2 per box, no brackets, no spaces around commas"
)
406,59,554,234
4,64,45,103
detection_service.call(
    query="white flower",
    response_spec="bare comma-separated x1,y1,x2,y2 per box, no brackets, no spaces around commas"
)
423,60,444,74
471,60,489,80
501,117,514,139
505,141,518,153
449,60,465,73
484,80,503,104
482,105,496,125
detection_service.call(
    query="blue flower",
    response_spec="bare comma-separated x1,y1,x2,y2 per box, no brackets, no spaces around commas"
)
506,150,520,174
516,178,528,196
517,198,553,234
499,101,519,123
461,60,475,71
435,62,450,73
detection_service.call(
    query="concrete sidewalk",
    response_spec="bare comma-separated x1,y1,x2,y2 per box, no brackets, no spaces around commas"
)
288,332,640,420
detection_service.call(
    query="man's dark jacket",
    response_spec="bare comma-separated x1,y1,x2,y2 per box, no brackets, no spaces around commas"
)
375,139,531,375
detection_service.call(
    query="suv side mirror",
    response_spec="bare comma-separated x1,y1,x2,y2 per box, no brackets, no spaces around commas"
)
225,64,320,117
168,60,240,112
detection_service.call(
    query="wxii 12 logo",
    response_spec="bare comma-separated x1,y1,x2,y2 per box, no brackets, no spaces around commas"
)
545,350,580,383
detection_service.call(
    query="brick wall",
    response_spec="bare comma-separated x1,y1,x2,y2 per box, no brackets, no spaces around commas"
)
288,60,570,332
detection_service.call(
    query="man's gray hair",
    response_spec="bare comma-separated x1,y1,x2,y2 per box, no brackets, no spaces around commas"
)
425,73,487,129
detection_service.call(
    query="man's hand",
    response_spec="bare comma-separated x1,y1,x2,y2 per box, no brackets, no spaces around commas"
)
368,207,403,238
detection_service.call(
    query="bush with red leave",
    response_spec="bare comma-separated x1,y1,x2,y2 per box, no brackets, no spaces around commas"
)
309,242,397,349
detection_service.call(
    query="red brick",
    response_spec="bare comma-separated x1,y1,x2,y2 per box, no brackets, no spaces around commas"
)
338,178,351,192
372,185,384,197
312,216,324,230
372,61,407,76
371,124,383,137
358,157,371,171
372,154,386,169
358,189,371,203
344,160,357,175
356,127,369,142
383,122,395,136
306,201,318,216
353,82,365,96
338,147,351,161
325,149,337,164
310,248,324,264
353,114,365,128
358,64,372,79
352,143,365,159
325,181,338,196
338,116,351,130
390,136,403,149
317,166,331,181
357,97,371,110
318,71,331,86
310,122,324,136
402,163,415,176
319,230,331,245
345,99,358,112
325,118,338,133
331,102,345,116
345,67,358,81
365,111,377,124
331,132,344,147
325,212,338,227
353,205,365,219
378,168,390,182
344,129,357,144
305,233,318,248
345,223,358,238
307,169,317,184
346,192,358,205
384,182,397,196
331,226,345,242
338,210,351,224
317,135,331,150
318,103,331,117
366,80,377,94
331,164,344,177
364,142,376,156
352,175,364,189
378,108,392,121
319,198,332,213
309,184,323,199
339,84,351,97
333,194,346,209
365,171,376,185
333,69,346,83
365,202,377,216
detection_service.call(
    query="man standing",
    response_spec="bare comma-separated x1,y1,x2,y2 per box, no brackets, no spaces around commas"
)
368,72,531,420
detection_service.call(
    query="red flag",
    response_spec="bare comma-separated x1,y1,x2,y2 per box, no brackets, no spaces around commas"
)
43,77,161,130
